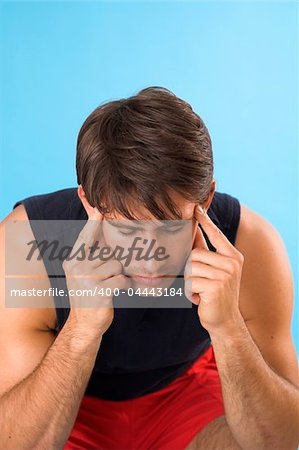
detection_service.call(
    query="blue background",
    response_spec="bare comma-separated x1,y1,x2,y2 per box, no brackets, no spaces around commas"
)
1,1,297,351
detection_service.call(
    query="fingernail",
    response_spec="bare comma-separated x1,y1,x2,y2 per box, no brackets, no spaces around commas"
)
197,205,205,214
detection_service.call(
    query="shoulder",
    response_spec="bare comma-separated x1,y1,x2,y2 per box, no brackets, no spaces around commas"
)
1,205,57,332
234,203,294,323
235,202,290,267
233,204,298,387
12,187,84,220
235,202,281,248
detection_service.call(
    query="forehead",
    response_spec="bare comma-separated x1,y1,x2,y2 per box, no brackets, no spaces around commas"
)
104,192,197,221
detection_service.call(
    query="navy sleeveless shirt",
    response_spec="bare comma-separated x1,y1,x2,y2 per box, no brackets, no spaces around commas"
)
13,188,241,401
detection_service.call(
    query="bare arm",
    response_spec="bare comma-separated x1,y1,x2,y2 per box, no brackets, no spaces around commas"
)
210,320,299,450
210,205,299,450
0,206,102,449
0,205,129,449
0,318,102,450
188,203,299,450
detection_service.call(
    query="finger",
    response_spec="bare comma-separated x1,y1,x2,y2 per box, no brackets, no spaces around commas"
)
191,293,200,305
191,247,236,273
184,276,197,305
184,277,211,305
102,273,132,291
95,259,124,279
69,209,107,261
190,277,217,294
193,223,209,251
184,260,225,281
194,205,235,257
80,209,105,244
185,277,213,305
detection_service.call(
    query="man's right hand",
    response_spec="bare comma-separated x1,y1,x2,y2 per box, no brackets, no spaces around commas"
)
62,209,131,338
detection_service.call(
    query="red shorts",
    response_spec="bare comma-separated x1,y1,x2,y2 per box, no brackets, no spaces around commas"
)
64,345,224,450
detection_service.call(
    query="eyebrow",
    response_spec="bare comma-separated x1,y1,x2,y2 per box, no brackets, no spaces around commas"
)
106,217,193,230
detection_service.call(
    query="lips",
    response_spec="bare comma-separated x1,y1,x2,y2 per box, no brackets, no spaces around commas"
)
134,275,166,279
133,274,173,286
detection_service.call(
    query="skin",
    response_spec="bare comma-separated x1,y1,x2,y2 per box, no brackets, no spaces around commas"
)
77,183,215,294
100,217,193,291
0,181,298,449
185,204,299,450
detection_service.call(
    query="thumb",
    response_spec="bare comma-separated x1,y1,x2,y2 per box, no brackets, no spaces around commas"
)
91,207,116,262
89,207,110,253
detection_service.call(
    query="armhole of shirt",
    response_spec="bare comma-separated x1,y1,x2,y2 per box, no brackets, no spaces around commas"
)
13,196,43,220
223,193,241,245
13,196,71,334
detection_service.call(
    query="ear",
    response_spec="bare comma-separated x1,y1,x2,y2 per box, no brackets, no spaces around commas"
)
77,185,95,218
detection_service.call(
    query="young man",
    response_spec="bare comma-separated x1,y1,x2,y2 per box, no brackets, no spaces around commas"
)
0,86,298,450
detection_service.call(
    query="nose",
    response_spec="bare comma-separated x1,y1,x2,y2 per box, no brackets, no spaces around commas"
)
136,232,169,275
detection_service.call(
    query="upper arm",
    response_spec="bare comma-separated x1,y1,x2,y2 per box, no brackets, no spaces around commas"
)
0,205,57,397
235,203,298,388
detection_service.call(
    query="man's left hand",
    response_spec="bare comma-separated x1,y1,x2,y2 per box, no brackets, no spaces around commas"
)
184,205,245,334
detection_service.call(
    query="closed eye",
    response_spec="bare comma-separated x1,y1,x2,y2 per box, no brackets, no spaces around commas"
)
118,227,184,236
118,229,138,236
160,227,185,234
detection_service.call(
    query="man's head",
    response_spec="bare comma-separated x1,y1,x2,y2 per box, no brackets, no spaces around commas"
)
76,86,215,290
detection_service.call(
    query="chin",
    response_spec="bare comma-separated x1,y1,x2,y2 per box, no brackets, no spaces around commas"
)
131,276,176,295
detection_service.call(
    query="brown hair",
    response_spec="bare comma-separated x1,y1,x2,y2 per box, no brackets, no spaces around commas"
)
76,86,213,220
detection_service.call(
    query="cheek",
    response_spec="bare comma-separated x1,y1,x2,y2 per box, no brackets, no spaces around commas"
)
163,233,193,264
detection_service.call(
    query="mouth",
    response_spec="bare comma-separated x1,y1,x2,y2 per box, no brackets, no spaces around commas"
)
132,274,174,286
133,274,173,279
